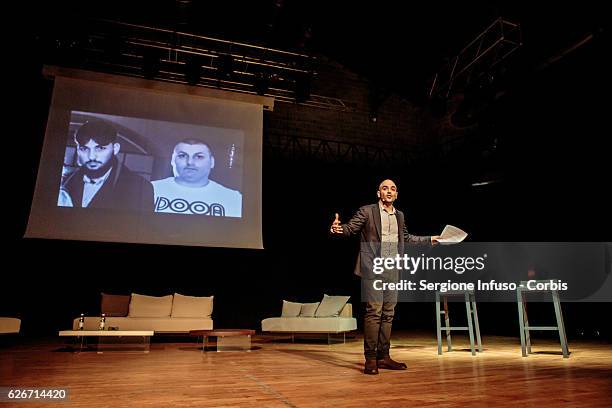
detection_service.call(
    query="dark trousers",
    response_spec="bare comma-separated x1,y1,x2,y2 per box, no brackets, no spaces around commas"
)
362,276,398,359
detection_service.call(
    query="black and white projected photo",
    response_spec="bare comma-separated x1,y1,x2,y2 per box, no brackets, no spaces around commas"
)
58,111,244,217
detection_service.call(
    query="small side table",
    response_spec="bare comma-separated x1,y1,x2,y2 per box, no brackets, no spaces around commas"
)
58,330,154,353
189,329,255,352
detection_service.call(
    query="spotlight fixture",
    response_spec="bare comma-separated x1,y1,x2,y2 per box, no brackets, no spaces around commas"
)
103,35,123,61
216,54,234,80
184,56,202,85
294,72,311,103
141,48,161,80
253,72,271,96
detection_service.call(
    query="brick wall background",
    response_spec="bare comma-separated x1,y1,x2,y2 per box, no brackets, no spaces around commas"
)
266,57,439,151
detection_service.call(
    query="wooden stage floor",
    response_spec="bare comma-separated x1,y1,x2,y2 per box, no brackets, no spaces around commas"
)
1,331,611,407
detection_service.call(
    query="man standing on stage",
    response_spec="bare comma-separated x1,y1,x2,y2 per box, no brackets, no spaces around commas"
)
331,179,439,374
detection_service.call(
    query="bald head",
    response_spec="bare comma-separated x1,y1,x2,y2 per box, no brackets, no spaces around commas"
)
378,179,397,190
377,179,398,205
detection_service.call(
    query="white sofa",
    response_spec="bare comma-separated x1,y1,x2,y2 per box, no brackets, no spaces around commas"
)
72,293,213,334
0,317,21,334
261,302,357,337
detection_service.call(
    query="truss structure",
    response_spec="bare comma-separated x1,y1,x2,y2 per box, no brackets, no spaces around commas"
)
429,18,522,98
40,19,352,111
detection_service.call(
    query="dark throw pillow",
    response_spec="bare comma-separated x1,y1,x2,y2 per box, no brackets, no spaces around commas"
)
100,293,131,317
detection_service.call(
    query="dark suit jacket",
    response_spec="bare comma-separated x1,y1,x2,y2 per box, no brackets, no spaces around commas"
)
63,161,154,211
341,203,430,278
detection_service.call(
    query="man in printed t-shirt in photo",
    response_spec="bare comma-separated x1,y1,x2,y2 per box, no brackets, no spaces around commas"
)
152,138,242,217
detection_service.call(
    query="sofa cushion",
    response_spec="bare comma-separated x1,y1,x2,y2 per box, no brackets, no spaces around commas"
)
261,317,357,333
128,293,173,317
281,300,302,317
339,303,352,318
299,302,320,317
100,293,131,317
171,293,214,318
315,294,351,317
0,317,21,334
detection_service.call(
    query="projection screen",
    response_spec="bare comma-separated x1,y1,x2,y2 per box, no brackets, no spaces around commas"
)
26,68,269,249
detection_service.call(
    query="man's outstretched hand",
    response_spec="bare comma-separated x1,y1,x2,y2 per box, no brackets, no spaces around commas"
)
330,213,343,234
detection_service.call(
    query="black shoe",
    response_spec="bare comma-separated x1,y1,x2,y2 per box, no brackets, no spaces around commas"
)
364,359,379,375
377,357,407,370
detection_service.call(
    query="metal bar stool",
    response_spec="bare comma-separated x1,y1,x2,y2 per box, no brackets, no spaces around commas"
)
436,290,482,356
517,280,569,358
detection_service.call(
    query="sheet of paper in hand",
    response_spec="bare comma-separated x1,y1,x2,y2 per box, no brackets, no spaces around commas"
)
437,225,468,243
